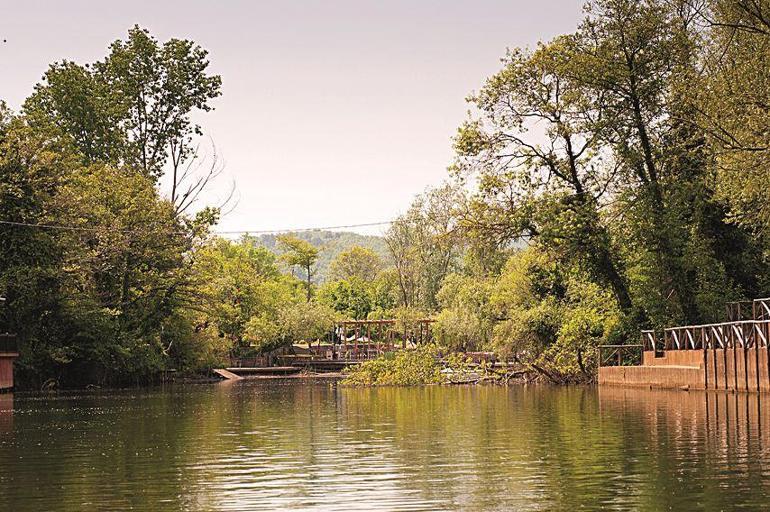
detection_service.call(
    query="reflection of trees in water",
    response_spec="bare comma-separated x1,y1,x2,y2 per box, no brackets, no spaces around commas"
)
336,385,616,510
0,393,11,433
4,384,770,510
599,387,770,510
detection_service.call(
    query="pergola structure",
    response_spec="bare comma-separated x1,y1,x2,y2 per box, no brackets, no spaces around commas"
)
324,318,435,361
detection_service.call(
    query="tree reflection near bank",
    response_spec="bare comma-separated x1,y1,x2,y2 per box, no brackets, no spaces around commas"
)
2,383,770,511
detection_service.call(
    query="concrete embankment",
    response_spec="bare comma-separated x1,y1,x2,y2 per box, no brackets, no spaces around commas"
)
599,348,770,392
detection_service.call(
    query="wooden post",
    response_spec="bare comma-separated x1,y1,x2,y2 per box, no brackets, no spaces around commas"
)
734,340,739,391
367,323,372,359
331,327,336,360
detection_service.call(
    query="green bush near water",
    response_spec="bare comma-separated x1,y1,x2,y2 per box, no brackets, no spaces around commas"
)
341,345,443,386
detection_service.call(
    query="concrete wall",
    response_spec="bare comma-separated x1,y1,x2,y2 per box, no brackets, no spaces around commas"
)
601,348,770,392
0,355,16,391
642,350,704,367
599,364,705,390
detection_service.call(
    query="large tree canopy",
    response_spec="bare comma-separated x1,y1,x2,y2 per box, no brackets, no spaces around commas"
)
24,25,222,182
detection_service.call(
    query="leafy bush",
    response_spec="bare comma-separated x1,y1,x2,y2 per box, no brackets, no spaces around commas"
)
341,345,443,386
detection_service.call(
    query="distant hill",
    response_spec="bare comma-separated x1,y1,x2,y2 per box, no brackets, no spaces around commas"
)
247,230,391,283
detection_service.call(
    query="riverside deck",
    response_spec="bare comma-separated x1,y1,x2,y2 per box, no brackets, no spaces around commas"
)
224,318,436,377
599,298,770,392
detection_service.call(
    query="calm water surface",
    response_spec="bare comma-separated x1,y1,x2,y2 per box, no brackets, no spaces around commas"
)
1,380,769,511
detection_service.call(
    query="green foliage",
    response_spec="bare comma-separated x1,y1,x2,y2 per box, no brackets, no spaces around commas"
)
329,246,382,281
0,126,198,386
277,234,319,301
192,238,339,355
341,345,443,386
697,2,770,289
317,271,398,320
384,185,464,310
432,273,495,351
24,25,221,179
193,238,304,354
317,277,376,319
6,0,770,390
451,0,770,334
277,301,338,344
246,230,391,283
243,315,282,354
489,247,621,382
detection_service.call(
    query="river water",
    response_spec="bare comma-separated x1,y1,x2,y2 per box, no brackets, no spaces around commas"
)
1,380,769,511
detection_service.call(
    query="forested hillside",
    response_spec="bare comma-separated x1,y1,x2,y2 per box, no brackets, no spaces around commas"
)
246,230,391,282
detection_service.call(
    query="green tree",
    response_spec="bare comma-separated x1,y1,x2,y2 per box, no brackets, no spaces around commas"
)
698,1,770,238
453,40,635,318
433,273,495,352
277,234,319,301
193,238,303,356
277,301,338,345
566,0,713,324
384,185,463,310
329,246,382,281
24,25,222,184
490,247,620,382
317,277,375,320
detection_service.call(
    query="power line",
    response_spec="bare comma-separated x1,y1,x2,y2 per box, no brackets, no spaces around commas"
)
0,219,393,236
0,219,152,234
215,221,393,235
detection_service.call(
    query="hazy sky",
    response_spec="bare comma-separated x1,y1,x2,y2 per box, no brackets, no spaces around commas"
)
1,0,584,236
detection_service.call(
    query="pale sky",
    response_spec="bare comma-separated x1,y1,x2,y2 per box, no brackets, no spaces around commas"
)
1,0,584,236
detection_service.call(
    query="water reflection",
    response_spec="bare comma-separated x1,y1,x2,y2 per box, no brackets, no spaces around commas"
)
0,393,11,433
0,382,769,510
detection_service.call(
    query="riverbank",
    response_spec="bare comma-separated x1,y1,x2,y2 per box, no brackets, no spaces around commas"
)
340,346,529,386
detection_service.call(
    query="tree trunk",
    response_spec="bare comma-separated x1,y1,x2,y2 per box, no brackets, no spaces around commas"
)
629,80,699,323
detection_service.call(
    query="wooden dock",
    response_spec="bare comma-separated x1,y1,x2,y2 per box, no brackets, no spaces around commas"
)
212,368,243,380
225,366,300,376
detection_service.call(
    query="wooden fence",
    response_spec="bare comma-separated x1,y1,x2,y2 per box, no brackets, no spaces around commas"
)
641,298,770,352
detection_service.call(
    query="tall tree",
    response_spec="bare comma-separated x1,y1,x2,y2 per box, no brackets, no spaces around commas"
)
453,41,636,318
384,185,463,310
24,25,222,186
277,234,319,301
569,0,704,322
697,1,770,239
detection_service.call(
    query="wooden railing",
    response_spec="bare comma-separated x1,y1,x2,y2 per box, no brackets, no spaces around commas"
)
641,330,659,351
639,298,770,354
662,320,770,350
0,333,17,354
756,298,770,321
598,344,643,367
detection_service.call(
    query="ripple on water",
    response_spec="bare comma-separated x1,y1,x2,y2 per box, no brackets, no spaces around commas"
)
2,384,770,510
